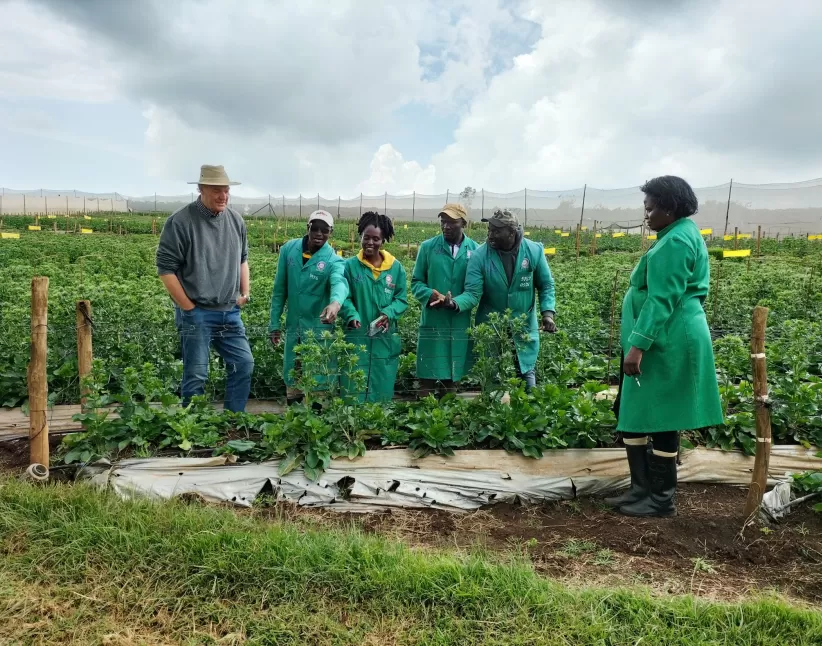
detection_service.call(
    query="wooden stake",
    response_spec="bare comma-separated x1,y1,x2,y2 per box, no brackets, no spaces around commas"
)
575,223,581,260
734,226,739,250
28,277,49,467
590,221,597,256
76,301,93,410
756,225,762,256
743,306,772,517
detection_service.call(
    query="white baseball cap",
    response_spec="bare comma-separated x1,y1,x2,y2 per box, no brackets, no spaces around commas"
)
308,210,334,229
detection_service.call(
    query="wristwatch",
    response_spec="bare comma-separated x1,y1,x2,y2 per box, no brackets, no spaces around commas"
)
241,294,251,303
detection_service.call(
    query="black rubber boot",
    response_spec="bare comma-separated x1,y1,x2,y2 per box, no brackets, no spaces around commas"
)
604,443,649,507
618,452,677,518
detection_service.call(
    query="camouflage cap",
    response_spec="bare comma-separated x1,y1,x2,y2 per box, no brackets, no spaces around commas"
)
482,208,519,229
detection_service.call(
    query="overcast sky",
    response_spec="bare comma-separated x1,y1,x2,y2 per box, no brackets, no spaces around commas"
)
1,0,821,198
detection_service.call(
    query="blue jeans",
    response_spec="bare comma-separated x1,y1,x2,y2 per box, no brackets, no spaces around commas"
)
174,306,254,412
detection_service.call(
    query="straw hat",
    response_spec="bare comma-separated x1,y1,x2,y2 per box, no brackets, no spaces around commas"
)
188,164,241,186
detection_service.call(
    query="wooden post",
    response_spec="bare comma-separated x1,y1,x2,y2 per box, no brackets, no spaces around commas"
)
756,225,762,256
575,223,581,260
76,301,93,409
722,178,733,238
734,226,739,250
590,220,598,256
29,277,50,467
743,306,772,517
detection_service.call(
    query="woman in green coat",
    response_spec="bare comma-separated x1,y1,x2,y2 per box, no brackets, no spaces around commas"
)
411,203,479,396
268,211,349,403
607,176,723,518
340,211,408,402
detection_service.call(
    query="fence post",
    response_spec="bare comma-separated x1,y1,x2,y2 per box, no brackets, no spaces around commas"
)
29,277,50,467
76,301,93,409
734,226,739,250
743,306,772,517
524,188,527,228
722,179,733,238
756,225,762,256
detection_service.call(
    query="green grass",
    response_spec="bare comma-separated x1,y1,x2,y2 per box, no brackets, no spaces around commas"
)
0,481,819,645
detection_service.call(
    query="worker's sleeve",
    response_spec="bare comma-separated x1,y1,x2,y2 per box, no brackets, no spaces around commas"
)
268,247,289,332
381,266,409,321
155,217,185,276
628,238,693,351
328,259,349,306
534,247,556,313
240,219,248,264
452,252,483,312
410,243,433,305
339,265,361,325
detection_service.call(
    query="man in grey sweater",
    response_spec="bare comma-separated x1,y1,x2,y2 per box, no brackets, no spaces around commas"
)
156,165,254,412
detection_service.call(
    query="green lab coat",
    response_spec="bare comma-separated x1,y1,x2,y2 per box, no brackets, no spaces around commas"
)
453,239,556,375
268,238,349,387
411,234,480,381
340,255,409,402
618,217,723,433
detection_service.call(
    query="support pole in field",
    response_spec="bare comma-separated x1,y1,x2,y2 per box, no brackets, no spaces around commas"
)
29,277,49,467
722,179,733,238
337,196,340,218
756,225,762,256
590,220,598,256
76,301,93,410
743,306,772,518
481,188,484,221
578,183,587,231
734,226,739,250
524,188,528,228
359,193,363,218
299,194,302,219
412,191,416,222
575,223,581,260
317,193,320,210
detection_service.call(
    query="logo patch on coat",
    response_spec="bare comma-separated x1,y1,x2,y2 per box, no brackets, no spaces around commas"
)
385,275,393,286
317,261,326,271
521,258,529,269
467,250,472,259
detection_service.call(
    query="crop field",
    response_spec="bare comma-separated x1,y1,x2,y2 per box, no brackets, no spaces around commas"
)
2,215,822,467
2,214,822,643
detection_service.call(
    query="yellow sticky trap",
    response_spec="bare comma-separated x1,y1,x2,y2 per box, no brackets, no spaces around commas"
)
723,235,734,241
84,215,92,220
1,232,20,239
700,228,713,235
403,224,408,229
647,234,657,240
47,215,57,219
612,232,625,238
80,228,93,234
595,233,602,238
581,226,588,231
554,229,562,234
809,234,821,240
28,225,41,231
561,232,570,237
337,250,343,256
723,249,751,258
544,247,556,255
524,231,531,236
738,234,751,239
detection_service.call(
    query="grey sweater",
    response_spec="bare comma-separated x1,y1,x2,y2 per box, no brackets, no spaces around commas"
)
156,200,248,310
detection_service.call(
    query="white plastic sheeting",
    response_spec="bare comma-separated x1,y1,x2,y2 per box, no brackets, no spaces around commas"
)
81,446,822,513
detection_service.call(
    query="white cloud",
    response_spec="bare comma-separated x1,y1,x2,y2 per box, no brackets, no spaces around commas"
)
357,144,436,195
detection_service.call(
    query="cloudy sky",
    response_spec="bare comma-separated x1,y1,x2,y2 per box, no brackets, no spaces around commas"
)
1,0,821,198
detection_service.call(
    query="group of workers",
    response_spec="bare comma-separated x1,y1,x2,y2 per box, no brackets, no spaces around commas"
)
269,202,557,405
157,165,723,518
